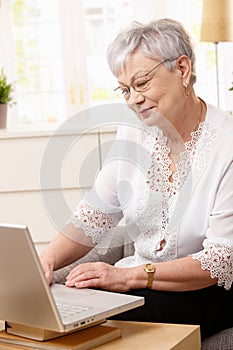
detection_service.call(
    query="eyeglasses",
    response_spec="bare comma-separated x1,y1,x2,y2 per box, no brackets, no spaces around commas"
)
114,58,178,100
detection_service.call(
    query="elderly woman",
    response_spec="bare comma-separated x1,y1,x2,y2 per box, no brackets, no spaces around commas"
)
40,18,233,339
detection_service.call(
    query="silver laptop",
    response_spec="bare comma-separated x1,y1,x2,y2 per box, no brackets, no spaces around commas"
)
0,223,144,340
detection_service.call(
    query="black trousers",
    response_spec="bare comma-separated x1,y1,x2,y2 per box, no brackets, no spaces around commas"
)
110,285,233,340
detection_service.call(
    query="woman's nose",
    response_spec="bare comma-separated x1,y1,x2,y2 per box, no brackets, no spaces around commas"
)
127,88,145,105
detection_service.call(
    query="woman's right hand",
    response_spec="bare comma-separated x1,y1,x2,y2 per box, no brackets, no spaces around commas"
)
38,228,93,285
39,256,54,285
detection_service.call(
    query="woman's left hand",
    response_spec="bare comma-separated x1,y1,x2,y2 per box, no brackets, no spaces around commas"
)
65,262,132,292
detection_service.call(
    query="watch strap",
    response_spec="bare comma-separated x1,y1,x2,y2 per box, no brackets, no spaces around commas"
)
144,263,155,289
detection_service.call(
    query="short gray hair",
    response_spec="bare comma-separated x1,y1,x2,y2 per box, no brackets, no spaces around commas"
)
107,18,196,85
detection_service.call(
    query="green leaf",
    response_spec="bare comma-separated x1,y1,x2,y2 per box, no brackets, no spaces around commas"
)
0,68,15,106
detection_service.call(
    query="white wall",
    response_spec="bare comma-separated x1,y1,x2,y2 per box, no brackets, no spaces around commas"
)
0,126,117,251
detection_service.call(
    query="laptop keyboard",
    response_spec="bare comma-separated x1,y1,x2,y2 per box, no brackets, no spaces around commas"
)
57,302,92,319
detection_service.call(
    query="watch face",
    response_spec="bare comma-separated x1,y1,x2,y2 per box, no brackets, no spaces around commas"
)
145,263,155,272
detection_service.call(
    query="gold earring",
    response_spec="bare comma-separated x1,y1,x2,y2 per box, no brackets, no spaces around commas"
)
184,85,189,98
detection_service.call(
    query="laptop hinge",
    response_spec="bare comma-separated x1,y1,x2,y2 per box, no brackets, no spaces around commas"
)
6,322,75,341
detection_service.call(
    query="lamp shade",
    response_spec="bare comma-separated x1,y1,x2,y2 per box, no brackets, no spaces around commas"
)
201,0,233,42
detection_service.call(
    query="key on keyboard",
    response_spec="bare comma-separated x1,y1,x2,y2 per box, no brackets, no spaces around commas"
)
57,303,92,319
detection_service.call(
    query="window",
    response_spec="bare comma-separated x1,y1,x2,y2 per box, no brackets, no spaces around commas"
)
0,0,232,129
83,0,134,106
12,0,66,125
8,0,137,126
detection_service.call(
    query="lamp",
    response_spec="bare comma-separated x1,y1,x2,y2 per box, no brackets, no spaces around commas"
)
200,0,233,107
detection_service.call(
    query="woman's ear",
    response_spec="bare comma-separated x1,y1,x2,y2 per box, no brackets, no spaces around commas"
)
176,55,192,87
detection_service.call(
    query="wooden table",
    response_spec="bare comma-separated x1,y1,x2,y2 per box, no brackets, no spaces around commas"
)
0,320,201,350
95,320,201,350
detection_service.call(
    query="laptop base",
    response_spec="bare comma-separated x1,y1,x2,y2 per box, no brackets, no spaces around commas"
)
0,323,121,349
6,320,105,341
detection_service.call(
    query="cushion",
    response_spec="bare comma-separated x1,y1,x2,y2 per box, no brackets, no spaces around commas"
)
202,327,233,349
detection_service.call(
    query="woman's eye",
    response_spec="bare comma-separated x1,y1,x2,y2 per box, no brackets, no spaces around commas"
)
121,89,129,96
135,79,148,89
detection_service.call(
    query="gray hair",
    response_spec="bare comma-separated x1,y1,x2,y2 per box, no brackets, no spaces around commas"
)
107,18,196,85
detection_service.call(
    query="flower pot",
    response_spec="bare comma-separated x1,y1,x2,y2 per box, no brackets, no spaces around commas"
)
0,103,7,129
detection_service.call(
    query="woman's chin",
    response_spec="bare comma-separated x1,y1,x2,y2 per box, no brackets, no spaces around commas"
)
138,110,163,127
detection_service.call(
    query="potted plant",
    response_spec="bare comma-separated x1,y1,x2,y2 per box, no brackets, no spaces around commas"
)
229,72,233,92
0,68,15,129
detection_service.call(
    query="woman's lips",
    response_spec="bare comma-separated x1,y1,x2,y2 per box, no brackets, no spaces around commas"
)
139,107,155,119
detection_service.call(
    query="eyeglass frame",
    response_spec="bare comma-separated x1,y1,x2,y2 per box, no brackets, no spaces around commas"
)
114,57,178,100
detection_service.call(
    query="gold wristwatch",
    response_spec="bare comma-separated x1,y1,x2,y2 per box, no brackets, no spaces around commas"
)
144,263,155,289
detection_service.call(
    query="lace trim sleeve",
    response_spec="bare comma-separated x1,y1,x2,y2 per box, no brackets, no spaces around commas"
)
69,200,121,252
192,239,233,290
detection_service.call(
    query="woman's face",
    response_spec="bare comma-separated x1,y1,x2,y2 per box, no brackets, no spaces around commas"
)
116,50,185,127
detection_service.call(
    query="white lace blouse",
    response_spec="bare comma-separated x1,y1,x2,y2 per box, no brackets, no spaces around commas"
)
69,103,233,290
